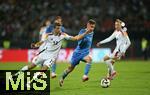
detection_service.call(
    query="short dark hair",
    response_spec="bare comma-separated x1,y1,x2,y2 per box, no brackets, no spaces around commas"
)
54,22,61,28
55,16,62,20
88,19,96,25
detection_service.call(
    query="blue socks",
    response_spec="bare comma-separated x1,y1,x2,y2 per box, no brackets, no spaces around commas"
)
51,63,56,73
84,63,91,75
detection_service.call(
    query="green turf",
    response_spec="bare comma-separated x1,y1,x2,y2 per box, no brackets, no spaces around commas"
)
0,60,150,95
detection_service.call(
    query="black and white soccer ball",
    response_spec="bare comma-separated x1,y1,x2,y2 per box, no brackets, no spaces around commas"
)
100,78,111,88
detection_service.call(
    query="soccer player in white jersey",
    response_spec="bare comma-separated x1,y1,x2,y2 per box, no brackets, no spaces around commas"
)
12,22,93,82
96,19,131,80
45,16,66,78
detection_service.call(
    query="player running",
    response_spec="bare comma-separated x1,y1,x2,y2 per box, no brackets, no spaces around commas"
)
46,16,66,78
59,19,96,87
96,19,131,80
12,22,93,85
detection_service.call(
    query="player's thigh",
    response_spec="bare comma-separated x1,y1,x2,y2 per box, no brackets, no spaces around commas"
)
70,52,81,67
82,54,92,63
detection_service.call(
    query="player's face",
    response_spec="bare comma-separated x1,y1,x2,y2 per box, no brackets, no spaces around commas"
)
87,23,95,31
54,26,61,33
55,19,62,25
115,22,121,30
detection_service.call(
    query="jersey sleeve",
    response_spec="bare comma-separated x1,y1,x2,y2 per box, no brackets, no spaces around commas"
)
99,32,116,44
62,33,73,40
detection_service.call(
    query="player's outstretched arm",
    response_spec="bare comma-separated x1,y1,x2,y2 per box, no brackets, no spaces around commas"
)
97,32,116,47
31,33,49,48
31,41,44,48
71,30,90,41
64,29,92,41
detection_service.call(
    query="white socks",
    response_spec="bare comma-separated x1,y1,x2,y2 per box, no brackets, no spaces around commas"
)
105,59,114,74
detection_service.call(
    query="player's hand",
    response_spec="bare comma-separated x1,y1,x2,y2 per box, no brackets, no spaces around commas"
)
96,43,101,47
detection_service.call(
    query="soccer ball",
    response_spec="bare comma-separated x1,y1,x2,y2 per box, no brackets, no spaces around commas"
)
100,78,111,88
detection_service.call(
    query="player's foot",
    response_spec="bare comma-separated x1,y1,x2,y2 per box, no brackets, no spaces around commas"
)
82,75,89,82
51,72,57,79
59,78,64,87
107,71,117,80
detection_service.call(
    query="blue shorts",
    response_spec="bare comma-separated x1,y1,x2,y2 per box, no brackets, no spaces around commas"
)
70,51,89,67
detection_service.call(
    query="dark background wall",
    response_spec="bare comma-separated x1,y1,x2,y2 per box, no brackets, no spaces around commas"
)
0,0,150,58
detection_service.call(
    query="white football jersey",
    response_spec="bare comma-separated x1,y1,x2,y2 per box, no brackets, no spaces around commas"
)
113,29,127,52
99,27,131,53
42,33,71,56
32,33,71,68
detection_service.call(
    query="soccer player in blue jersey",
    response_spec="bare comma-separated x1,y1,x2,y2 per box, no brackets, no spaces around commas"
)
59,19,96,87
46,16,66,78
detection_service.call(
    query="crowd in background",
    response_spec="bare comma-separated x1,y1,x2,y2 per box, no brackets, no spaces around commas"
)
0,0,150,49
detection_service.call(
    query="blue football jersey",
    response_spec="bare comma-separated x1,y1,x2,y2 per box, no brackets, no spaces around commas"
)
74,29,94,53
46,24,66,33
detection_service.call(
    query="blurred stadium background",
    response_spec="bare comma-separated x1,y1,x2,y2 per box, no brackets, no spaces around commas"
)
0,0,149,60
0,0,150,95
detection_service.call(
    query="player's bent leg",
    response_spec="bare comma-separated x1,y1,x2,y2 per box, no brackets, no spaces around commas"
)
108,71,117,80
59,52,80,87
12,63,37,79
82,55,92,82
105,59,117,80
59,65,75,87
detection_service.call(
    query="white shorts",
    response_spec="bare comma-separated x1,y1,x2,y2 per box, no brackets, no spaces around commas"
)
32,50,57,68
108,48,123,60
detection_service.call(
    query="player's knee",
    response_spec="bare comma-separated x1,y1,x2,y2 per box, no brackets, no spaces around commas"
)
104,56,110,61
86,57,92,63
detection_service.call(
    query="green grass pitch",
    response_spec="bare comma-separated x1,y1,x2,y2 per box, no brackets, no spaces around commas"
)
0,60,150,95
